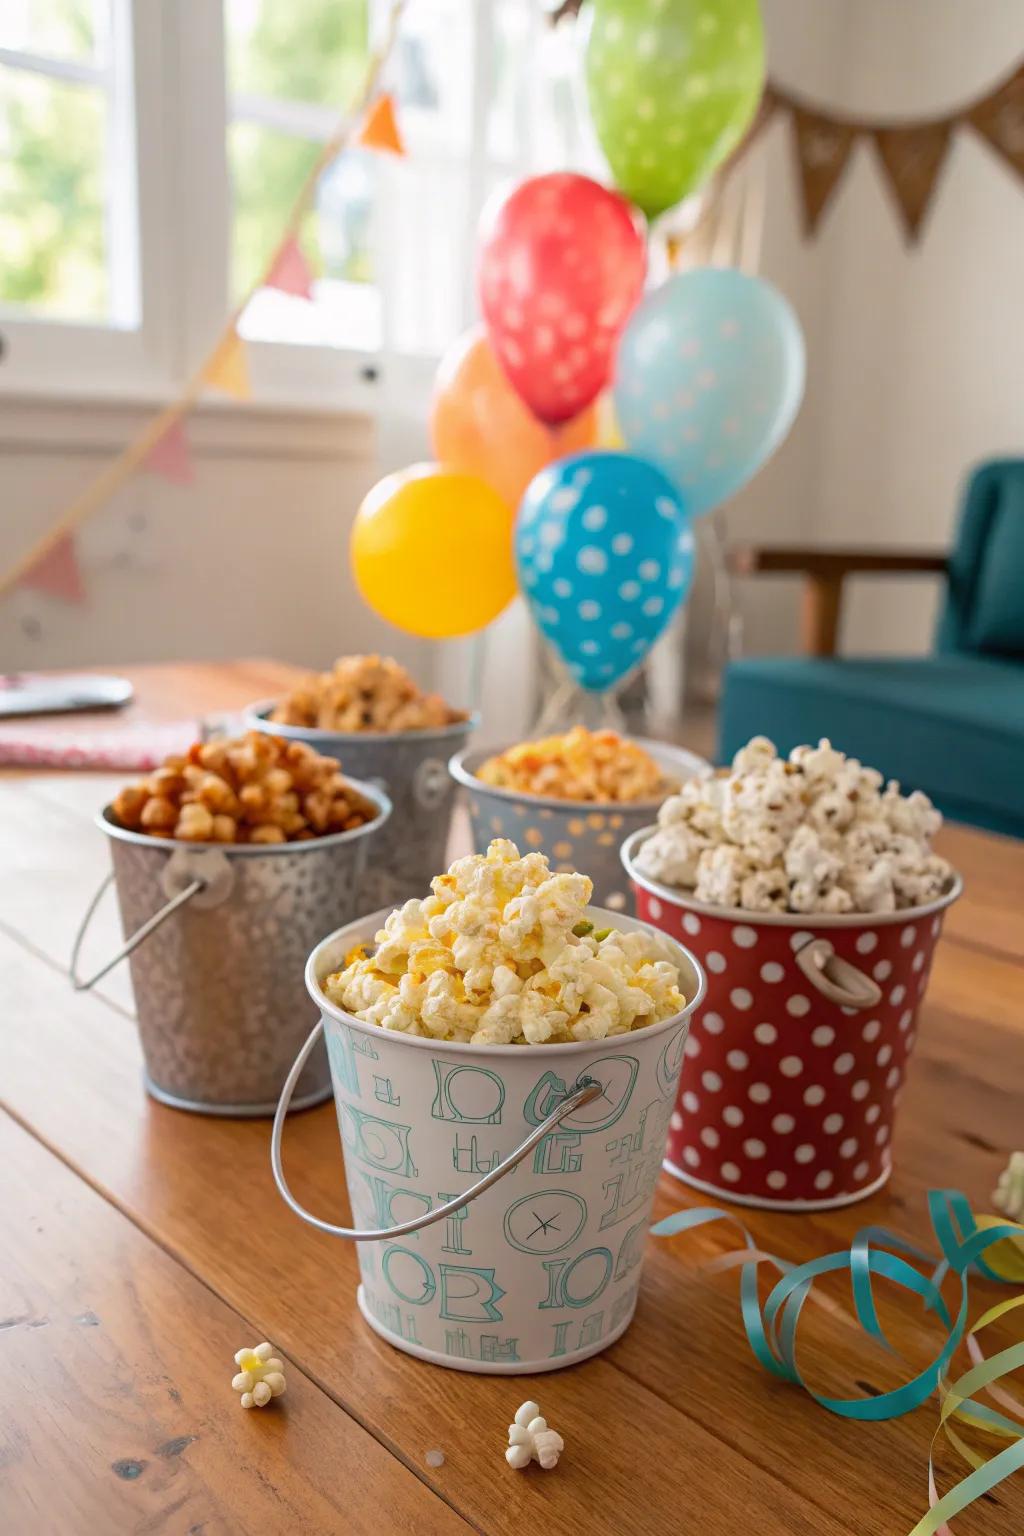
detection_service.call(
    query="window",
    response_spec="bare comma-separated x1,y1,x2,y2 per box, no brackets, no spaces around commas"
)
0,0,596,408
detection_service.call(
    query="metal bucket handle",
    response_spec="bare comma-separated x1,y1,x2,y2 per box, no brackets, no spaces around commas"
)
794,937,883,1009
70,847,235,992
270,1019,602,1243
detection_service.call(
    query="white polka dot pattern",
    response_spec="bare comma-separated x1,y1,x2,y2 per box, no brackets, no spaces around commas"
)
635,886,945,1206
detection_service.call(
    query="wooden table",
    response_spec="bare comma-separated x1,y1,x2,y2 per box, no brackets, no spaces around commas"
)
2,661,1023,1535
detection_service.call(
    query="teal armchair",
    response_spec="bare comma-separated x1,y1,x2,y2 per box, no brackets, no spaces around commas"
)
719,459,1024,837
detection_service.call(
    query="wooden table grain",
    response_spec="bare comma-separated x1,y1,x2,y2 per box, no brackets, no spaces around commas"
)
2,660,1023,1535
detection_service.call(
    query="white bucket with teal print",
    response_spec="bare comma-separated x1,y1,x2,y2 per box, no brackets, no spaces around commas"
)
272,906,706,1373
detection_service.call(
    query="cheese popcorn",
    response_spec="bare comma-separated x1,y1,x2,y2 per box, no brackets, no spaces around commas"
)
634,737,954,915
323,839,685,1044
477,727,667,803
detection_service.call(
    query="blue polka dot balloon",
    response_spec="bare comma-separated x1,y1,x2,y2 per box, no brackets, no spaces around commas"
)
516,450,695,692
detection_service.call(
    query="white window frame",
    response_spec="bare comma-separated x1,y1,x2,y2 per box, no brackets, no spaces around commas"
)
0,0,177,399
0,0,594,415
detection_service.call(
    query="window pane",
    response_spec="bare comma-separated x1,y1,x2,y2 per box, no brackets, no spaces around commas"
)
0,0,102,64
380,0,472,156
226,0,369,109
0,66,108,319
230,121,380,350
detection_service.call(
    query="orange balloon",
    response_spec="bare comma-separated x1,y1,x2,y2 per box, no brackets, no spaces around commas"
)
429,326,597,510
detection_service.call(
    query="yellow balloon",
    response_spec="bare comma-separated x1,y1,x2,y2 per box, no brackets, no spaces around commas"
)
351,464,517,640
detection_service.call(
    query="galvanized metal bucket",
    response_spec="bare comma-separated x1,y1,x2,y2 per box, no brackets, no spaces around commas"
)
71,780,391,1117
448,739,710,913
245,701,476,909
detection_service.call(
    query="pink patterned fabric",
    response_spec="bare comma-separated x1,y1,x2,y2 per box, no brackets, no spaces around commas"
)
0,719,197,770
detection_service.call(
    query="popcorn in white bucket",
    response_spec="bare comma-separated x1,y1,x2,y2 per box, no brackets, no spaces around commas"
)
323,837,685,1044
635,737,954,915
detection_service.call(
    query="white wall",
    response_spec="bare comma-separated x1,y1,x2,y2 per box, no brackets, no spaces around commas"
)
757,0,1024,655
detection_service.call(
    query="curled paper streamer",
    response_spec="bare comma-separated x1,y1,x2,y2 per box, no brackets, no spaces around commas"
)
651,1190,1024,1533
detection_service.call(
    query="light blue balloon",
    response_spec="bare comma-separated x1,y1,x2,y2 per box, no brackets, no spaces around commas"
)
614,267,806,516
516,450,695,693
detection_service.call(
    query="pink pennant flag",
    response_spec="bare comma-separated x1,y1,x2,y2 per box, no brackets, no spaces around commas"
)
20,534,86,604
143,417,194,485
265,236,315,301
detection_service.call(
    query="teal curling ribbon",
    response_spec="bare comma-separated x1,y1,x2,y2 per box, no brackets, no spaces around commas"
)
651,1190,1024,1531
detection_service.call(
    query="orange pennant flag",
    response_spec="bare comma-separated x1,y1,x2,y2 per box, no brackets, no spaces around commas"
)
356,92,406,156
204,331,251,400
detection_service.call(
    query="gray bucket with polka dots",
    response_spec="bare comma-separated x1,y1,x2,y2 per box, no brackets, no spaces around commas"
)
246,703,477,909
449,740,709,912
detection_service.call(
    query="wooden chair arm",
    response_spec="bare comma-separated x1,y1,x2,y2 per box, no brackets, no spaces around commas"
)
729,546,948,655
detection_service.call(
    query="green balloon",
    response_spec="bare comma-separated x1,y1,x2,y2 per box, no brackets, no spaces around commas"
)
585,0,765,218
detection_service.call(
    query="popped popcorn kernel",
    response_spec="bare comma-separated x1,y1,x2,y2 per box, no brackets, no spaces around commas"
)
635,738,954,915
505,1400,564,1471
232,1341,286,1409
323,840,685,1044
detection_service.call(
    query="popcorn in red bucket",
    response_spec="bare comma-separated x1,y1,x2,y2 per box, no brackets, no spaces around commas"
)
618,737,962,1210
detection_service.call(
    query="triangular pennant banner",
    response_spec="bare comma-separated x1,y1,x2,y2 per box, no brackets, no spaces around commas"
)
143,417,194,485
967,62,1024,183
873,122,953,242
745,84,779,150
265,235,315,300
356,92,406,156
203,331,251,400
791,108,858,234
20,534,86,604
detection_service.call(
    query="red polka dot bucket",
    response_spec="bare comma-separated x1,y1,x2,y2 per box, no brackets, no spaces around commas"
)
622,828,963,1210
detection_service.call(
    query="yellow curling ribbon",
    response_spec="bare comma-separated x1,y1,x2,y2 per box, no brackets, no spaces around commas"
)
651,1190,1024,1533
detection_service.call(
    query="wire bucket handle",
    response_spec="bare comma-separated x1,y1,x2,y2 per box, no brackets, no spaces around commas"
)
271,1019,603,1242
70,847,235,992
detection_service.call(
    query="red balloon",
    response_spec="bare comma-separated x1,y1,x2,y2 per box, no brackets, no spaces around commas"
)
477,173,646,426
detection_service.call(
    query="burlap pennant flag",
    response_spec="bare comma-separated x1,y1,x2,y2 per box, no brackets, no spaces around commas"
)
967,62,1024,183
20,534,86,604
203,331,251,400
873,122,953,241
791,108,858,234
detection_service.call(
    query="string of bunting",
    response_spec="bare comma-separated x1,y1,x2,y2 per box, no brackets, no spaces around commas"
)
755,58,1024,243
2,1,409,609
652,1189,1024,1533
551,1,1023,244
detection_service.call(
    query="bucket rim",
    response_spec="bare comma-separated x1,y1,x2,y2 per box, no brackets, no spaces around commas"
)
448,739,710,815
621,825,964,928
97,772,392,856
244,699,480,747
306,902,707,1057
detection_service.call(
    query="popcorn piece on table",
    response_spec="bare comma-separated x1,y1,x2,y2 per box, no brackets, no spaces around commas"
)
993,1152,1024,1222
505,1400,564,1471
232,1342,287,1408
